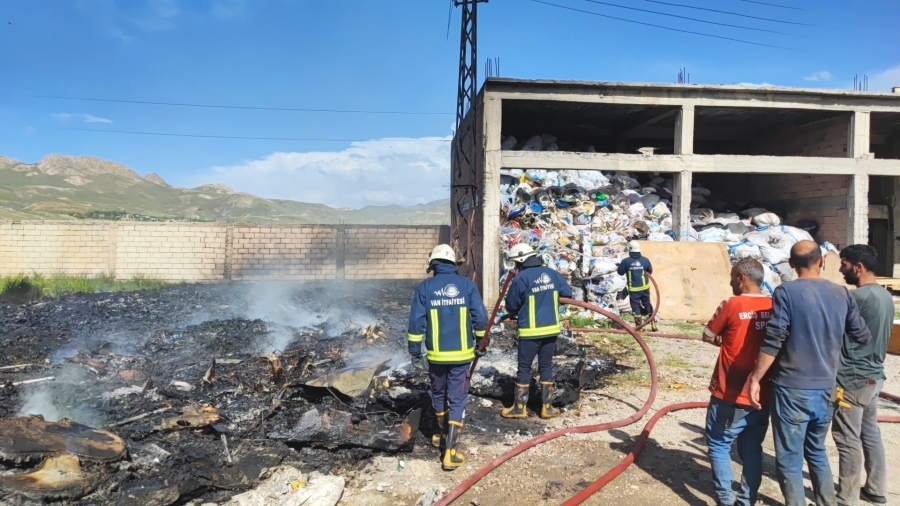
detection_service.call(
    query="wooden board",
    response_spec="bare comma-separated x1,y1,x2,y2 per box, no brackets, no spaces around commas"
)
640,242,735,322
890,323,900,356
876,278,900,292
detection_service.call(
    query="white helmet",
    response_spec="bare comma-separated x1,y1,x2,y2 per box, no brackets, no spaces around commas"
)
628,240,641,253
507,243,537,263
429,244,457,264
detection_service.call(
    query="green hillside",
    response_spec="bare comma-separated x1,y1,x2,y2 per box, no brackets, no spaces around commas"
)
0,154,449,225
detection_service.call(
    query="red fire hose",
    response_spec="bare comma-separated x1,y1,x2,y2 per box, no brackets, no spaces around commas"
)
437,295,900,506
437,298,658,506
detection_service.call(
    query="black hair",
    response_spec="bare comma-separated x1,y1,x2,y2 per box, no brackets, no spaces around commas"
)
790,242,822,269
839,244,878,273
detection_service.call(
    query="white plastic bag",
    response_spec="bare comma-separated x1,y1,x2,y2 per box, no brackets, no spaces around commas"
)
521,135,543,151
752,212,782,227
501,135,517,150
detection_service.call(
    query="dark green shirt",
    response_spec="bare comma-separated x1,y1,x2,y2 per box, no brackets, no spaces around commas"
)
837,283,895,390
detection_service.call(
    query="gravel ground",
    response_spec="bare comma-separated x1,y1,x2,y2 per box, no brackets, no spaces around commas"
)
343,320,900,506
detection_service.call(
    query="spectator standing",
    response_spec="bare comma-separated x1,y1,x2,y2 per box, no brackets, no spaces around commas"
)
746,241,870,506
702,258,773,506
832,245,892,506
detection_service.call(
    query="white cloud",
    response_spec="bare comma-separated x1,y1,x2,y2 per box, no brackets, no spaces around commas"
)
51,113,73,121
211,0,246,18
81,114,113,124
804,71,832,82
869,64,900,92
194,136,451,208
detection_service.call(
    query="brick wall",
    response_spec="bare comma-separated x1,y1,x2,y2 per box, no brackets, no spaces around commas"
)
116,224,227,281
232,226,337,281
344,227,443,279
0,222,111,276
752,116,849,158
0,222,448,282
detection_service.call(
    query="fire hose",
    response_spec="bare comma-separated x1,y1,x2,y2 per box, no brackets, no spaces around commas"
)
437,275,900,506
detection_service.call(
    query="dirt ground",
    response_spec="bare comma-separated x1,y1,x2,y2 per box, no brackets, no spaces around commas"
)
342,320,900,506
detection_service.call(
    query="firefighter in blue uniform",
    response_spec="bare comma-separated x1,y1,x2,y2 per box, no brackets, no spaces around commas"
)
408,244,488,470
501,243,573,419
616,240,657,331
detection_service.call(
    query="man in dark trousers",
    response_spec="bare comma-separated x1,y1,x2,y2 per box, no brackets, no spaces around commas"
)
617,240,657,331
408,244,488,470
502,243,573,419
833,244,892,505
746,241,870,506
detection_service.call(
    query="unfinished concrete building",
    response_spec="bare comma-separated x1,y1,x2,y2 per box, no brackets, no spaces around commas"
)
451,78,900,306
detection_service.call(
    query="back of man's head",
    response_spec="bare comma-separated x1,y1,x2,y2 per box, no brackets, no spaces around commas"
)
789,240,822,272
733,258,764,287
839,244,878,273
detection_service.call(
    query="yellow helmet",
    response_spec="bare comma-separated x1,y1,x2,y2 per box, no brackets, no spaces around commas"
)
429,244,457,264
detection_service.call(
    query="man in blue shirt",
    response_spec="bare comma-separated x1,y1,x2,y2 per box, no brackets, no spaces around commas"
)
746,240,870,506
408,244,488,470
617,240,657,331
502,243,573,419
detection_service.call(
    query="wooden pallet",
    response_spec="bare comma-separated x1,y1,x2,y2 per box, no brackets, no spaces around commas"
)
875,278,900,291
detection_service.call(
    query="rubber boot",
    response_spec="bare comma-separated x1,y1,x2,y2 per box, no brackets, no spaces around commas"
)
431,411,446,448
539,381,560,419
649,315,658,332
634,315,643,328
442,421,465,470
500,383,529,419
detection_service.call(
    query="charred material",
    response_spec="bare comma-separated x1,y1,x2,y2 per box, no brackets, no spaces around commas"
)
0,281,617,504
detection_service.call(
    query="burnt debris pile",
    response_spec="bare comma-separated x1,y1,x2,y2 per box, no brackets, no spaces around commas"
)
0,282,615,505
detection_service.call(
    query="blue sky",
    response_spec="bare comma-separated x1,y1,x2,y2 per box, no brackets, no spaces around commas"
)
1,0,898,207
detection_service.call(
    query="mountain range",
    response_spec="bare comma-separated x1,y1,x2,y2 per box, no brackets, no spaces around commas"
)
0,154,449,225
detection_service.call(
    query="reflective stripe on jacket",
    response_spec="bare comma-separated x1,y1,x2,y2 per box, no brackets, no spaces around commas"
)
407,262,488,364
617,254,652,291
505,258,573,339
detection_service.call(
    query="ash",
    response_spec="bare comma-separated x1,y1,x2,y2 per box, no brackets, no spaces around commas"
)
0,281,615,505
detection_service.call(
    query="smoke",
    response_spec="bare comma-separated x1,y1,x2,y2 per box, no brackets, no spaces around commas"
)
236,281,380,356
17,363,105,427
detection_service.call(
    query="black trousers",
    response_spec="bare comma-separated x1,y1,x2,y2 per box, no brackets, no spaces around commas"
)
629,289,653,316
517,336,557,384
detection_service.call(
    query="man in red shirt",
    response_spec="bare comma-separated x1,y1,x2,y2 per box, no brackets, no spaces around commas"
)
702,258,772,506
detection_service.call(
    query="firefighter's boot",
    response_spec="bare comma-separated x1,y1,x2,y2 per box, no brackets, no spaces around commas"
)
649,316,658,332
540,381,560,419
431,411,446,448
500,383,529,418
634,315,644,328
442,421,465,470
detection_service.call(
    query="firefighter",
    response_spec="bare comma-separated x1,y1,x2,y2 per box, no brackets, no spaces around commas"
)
617,240,657,331
407,244,488,470
501,243,573,419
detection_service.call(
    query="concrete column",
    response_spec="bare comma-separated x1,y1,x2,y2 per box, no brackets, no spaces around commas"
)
482,96,502,309
672,170,693,240
848,110,871,159
847,172,869,247
674,104,695,155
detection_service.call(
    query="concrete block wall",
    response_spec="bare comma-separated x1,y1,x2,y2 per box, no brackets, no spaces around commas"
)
766,174,849,247
116,224,227,281
753,117,849,158
0,222,447,282
0,222,111,276
232,226,337,281
344,227,442,279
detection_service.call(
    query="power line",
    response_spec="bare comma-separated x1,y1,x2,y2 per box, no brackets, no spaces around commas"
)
35,95,453,116
50,127,452,142
531,0,800,50
645,0,813,26
738,0,802,11
582,0,813,38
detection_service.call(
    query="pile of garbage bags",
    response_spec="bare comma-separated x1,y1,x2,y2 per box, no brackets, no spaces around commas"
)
498,134,838,320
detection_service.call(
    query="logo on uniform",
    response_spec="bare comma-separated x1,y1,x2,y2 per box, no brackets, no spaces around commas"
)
535,273,552,285
441,284,460,298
